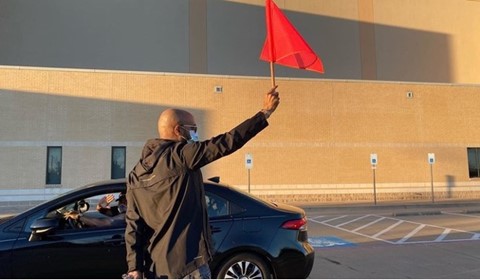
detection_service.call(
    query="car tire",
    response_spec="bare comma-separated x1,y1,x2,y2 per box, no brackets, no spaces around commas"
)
215,253,272,279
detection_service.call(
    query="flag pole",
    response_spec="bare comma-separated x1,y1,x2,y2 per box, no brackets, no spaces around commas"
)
266,0,276,87
270,62,276,87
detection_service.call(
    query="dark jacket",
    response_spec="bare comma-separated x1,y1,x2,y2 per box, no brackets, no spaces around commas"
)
125,112,269,278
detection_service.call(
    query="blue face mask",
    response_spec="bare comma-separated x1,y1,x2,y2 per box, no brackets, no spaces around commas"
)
118,204,127,214
180,125,199,143
188,130,199,143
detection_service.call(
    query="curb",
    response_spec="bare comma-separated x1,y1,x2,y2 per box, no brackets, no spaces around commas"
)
392,210,443,217
294,200,480,211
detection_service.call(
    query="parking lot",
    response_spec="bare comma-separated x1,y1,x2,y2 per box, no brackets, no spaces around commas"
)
3,200,480,278
304,202,480,278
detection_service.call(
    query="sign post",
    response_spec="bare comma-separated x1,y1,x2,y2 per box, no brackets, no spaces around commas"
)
245,153,253,193
370,153,378,205
428,153,435,203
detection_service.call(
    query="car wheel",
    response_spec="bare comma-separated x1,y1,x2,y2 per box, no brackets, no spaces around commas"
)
216,253,272,279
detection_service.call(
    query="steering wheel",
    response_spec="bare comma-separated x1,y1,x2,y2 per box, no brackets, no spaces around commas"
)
69,213,85,229
56,208,83,229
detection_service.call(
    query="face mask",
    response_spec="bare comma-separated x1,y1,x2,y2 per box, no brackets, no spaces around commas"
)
188,130,199,143
180,125,199,143
78,201,89,213
118,204,127,214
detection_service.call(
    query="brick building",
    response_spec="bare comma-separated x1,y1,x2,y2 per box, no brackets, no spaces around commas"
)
1,0,480,205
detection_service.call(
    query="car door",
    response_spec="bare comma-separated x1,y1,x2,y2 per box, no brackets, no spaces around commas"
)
206,191,238,252
9,220,126,279
10,222,127,279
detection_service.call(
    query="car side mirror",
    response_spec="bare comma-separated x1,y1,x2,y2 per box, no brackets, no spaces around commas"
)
29,218,59,241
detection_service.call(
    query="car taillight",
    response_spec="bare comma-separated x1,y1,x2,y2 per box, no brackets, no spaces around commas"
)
281,217,307,230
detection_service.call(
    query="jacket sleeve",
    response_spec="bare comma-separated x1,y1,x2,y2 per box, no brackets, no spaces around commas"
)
180,111,269,170
124,186,147,273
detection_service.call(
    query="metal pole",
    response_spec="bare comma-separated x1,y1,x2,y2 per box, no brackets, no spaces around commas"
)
248,169,251,193
430,164,434,203
373,168,377,205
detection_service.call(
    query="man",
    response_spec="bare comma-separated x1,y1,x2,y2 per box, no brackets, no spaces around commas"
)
124,86,280,279
64,193,127,227
97,192,128,217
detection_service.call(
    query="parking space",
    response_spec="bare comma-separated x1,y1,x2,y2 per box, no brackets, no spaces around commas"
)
307,210,480,246
305,206,480,278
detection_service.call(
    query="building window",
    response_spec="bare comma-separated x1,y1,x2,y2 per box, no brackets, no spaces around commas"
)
468,148,480,178
46,146,62,185
111,146,126,179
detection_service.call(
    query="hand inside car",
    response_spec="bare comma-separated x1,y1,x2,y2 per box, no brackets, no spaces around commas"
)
63,210,80,220
98,194,115,208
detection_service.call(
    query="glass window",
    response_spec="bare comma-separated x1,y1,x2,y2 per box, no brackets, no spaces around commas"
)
111,147,126,179
205,193,229,218
468,148,480,178
46,147,62,185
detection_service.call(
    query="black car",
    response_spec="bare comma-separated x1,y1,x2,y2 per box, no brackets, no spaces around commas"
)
0,178,314,279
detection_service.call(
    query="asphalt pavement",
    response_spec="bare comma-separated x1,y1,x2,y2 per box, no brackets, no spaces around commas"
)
304,199,480,279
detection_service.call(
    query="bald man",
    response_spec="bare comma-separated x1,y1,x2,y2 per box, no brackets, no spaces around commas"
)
125,86,280,279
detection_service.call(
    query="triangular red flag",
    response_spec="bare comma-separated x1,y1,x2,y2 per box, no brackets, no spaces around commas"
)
260,0,324,74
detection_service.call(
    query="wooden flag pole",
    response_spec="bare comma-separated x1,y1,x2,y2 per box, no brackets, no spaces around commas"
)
270,62,276,87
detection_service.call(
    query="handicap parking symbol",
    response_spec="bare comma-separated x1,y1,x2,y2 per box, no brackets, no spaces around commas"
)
308,236,356,248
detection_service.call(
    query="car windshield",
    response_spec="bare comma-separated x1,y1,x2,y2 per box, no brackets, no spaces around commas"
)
18,185,91,215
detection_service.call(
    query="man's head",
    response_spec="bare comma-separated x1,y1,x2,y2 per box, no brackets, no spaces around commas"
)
116,193,127,213
157,108,197,142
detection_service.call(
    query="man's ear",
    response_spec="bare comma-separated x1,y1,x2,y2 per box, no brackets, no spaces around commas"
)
173,125,182,138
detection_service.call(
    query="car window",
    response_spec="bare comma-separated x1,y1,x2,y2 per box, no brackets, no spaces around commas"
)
205,193,228,218
5,217,25,233
43,192,126,231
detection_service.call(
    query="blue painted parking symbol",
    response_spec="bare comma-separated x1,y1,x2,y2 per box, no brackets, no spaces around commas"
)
308,236,356,248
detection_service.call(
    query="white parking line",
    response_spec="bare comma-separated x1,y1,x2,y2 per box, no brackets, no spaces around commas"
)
397,224,426,243
308,217,396,244
352,216,385,232
321,215,347,223
434,228,451,242
311,215,324,220
336,215,370,227
443,212,480,219
309,214,480,245
372,220,404,238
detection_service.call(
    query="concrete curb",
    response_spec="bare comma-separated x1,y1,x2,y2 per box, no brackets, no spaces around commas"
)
294,200,480,211
392,210,443,217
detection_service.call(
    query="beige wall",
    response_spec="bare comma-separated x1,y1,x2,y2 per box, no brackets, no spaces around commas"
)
2,1,480,204
1,1,479,84
373,0,480,83
221,0,480,83
1,66,480,203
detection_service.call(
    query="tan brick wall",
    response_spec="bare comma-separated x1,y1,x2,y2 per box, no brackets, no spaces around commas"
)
1,66,480,203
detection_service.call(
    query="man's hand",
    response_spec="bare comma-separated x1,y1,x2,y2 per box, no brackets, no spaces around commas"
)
123,270,142,279
64,210,80,220
98,193,115,208
261,85,280,119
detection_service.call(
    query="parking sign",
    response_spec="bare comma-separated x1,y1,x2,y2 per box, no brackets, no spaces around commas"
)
245,153,253,169
370,153,378,166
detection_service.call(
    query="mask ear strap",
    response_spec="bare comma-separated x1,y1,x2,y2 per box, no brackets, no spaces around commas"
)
174,125,182,137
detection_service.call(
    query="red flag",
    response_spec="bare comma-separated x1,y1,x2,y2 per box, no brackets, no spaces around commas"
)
260,0,324,74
